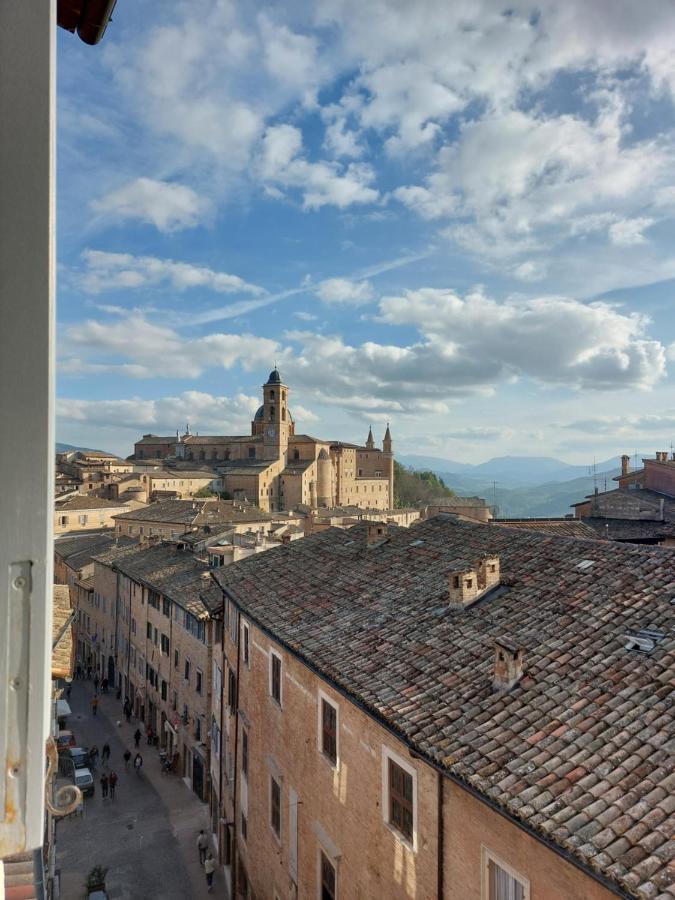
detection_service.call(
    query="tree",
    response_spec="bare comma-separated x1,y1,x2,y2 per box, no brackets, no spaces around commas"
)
394,461,455,507
193,485,216,498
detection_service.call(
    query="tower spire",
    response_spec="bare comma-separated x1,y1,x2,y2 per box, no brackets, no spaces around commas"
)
366,425,375,449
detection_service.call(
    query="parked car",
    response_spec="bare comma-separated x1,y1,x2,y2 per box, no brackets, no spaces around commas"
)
59,746,89,776
56,730,76,753
73,767,95,798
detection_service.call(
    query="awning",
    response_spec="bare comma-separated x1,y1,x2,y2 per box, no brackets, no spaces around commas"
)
56,699,71,718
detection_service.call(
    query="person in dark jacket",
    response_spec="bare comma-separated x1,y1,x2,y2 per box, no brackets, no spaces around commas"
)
100,773,109,798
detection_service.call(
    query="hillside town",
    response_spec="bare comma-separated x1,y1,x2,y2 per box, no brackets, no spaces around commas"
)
30,379,674,899
3,3,675,900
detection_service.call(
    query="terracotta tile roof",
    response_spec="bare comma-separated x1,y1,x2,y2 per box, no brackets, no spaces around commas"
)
214,515,675,898
571,488,675,521
583,517,675,542
93,544,218,617
52,584,74,680
493,518,602,539
55,495,127,511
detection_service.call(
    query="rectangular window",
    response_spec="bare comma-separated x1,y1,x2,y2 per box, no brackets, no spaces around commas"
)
242,621,250,667
153,626,158,646
196,668,203,695
161,680,167,701
270,651,282,705
241,812,248,843
146,621,152,640
270,776,281,837
228,669,236,714
320,851,336,900
229,603,239,644
148,590,160,610
161,633,170,655
184,658,191,682
162,597,171,617
172,690,177,711
389,759,413,841
195,717,202,741
174,648,179,669
321,698,337,764
242,729,248,779
483,849,529,900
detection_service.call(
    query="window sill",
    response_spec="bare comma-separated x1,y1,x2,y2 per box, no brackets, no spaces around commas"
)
384,821,416,854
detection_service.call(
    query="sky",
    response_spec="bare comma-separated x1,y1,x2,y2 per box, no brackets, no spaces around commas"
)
56,0,675,464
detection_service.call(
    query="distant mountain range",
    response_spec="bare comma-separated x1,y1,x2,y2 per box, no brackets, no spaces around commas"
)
397,453,642,517
56,442,113,454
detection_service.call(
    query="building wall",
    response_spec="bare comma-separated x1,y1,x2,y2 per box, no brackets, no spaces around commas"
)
643,459,675,495
219,611,617,900
224,615,438,900
54,504,124,534
442,780,616,900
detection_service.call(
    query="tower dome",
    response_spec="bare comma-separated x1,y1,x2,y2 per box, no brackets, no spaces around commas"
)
266,368,282,385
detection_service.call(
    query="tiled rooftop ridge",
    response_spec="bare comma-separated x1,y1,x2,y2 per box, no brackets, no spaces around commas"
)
214,515,675,898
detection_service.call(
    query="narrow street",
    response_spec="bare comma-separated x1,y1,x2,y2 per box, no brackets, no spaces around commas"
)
55,678,224,899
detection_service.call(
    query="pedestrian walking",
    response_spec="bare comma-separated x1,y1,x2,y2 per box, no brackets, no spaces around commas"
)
146,726,154,745
197,830,208,865
100,773,109,798
204,853,215,892
123,749,131,771
134,728,142,748
133,753,143,775
93,674,99,692
109,771,118,800
89,745,99,770
101,743,111,765
91,695,99,716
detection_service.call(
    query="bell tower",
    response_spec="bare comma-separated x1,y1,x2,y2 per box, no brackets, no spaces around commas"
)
262,368,290,461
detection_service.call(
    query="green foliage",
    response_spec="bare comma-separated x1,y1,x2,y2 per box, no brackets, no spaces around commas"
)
193,486,216,498
394,461,455,507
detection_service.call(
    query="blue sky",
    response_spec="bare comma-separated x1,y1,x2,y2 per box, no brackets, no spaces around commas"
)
56,0,675,463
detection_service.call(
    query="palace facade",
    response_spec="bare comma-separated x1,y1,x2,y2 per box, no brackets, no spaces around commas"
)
133,370,394,513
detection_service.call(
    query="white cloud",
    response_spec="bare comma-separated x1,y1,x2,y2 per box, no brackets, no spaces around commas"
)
257,124,379,210
91,178,213,232
608,217,655,246
62,312,282,379
512,261,547,282
316,278,375,305
79,250,264,296
292,404,320,423
294,311,319,321
57,390,260,434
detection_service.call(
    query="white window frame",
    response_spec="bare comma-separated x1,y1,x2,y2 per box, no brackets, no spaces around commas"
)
317,846,338,900
269,648,283,707
481,846,530,900
269,773,282,843
317,689,339,767
0,0,55,854
381,745,418,851
242,620,250,668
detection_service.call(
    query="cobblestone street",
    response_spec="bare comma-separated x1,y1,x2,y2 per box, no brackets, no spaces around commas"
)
56,679,224,899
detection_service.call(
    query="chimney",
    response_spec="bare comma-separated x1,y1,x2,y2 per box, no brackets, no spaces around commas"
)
366,522,388,546
621,454,630,477
448,556,500,608
493,638,524,691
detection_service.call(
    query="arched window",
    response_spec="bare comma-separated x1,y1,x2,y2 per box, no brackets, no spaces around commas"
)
270,389,275,399
293,449,300,460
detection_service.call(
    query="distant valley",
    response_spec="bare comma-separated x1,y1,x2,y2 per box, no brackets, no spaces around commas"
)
397,453,642,517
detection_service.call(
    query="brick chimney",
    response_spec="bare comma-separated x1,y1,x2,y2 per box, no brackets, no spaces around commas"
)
366,522,388,546
493,638,524,691
449,556,500,608
621,454,630,476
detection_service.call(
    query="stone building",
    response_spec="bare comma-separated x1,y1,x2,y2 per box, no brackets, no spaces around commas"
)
133,369,395,513
54,494,133,534
211,515,674,900
112,498,274,541
91,543,222,801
